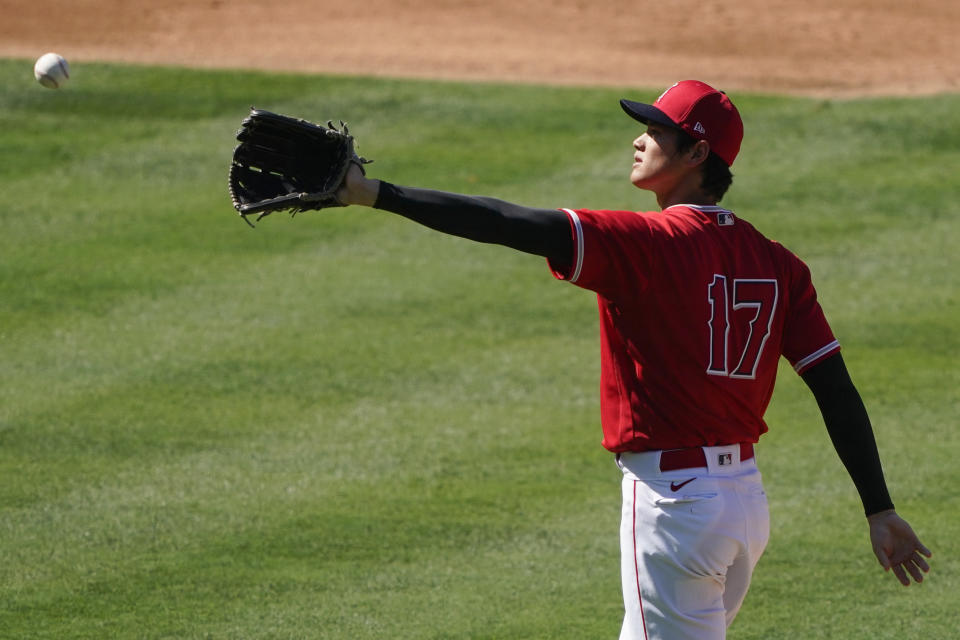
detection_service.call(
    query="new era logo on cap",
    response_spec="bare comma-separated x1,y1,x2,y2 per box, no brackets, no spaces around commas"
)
620,80,744,166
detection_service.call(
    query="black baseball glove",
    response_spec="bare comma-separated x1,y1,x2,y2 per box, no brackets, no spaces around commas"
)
228,108,370,226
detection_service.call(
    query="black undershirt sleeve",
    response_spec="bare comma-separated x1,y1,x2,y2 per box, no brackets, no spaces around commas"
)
800,352,895,516
373,181,573,270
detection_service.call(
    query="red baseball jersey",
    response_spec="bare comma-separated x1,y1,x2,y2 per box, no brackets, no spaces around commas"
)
549,204,840,453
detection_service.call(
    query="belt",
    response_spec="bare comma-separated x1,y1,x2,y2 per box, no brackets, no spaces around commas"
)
659,443,754,472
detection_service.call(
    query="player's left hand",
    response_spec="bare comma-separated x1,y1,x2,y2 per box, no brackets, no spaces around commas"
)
867,509,932,586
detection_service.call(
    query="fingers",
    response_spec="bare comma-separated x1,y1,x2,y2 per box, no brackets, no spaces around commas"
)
885,549,931,586
891,564,910,586
903,557,926,584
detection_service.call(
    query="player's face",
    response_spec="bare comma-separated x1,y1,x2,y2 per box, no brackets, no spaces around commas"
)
629,124,687,192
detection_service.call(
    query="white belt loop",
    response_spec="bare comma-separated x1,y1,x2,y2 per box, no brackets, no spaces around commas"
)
616,450,662,479
703,444,742,475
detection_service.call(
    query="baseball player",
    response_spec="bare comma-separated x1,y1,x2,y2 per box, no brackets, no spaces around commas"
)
335,80,931,639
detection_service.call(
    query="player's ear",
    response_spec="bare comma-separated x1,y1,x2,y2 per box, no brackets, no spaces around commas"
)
687,140,711,166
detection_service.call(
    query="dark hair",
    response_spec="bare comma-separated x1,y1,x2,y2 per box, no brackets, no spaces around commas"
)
673,129,733,202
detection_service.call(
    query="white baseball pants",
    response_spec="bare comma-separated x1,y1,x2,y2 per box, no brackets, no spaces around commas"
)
617,445,770,640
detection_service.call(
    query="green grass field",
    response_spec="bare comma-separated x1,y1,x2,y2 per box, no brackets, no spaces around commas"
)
1,58,957,638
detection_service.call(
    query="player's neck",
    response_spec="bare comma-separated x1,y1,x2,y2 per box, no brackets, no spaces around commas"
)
655,183,717,210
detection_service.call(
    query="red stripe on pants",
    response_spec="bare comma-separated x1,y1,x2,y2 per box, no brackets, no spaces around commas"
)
632,480,649,639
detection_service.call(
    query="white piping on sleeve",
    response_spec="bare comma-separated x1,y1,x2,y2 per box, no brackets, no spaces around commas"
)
793,340,841,373
561,208,584,283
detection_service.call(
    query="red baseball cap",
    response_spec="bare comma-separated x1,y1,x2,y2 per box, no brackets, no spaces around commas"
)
620,80,743,166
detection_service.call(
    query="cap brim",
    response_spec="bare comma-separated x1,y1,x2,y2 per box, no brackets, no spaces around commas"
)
620,99,679,129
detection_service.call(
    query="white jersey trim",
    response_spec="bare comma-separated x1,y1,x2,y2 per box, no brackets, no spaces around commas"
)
669,204,733,214
793,340,841,373
561,208,584,283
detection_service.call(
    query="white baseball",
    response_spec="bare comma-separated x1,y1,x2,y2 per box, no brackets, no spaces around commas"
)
34,53,70,89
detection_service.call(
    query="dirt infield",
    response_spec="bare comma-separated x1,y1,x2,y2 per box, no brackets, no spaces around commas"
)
1,0,957,96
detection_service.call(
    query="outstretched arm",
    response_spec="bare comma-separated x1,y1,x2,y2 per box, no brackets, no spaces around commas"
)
801,353,932,585
337,164,573,269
